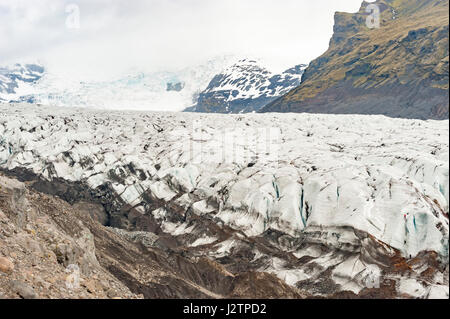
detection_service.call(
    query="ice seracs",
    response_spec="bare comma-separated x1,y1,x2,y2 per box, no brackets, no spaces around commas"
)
0,103,448,298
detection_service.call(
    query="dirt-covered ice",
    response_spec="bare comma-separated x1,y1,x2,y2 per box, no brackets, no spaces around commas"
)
1,103,448,298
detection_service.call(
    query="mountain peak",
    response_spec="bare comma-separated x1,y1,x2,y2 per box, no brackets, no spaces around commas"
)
185,59,306,114
261,0,449,119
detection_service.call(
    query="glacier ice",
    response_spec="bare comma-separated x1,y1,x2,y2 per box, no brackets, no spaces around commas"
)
0,103,448,296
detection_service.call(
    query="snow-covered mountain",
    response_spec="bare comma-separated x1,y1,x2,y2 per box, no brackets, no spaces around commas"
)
1,58,306,113
0,57,235,111
1,104,448,298
0,64,44,103
185,59,307,113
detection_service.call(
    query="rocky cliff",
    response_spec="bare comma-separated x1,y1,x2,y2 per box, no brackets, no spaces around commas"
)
261,0,449,120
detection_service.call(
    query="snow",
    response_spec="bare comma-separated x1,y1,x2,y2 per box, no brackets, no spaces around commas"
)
0,64,44,102
190,235,218,247
202,59,306,102
0,104,448,264
398,279,427,298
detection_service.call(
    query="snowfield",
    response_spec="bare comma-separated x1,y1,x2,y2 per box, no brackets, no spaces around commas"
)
0,57,234,111
0,103,448,298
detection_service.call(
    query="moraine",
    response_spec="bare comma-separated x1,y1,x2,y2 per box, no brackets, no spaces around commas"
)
0,103,448,298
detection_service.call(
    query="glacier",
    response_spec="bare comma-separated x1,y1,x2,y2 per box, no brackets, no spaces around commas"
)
0,103,448,298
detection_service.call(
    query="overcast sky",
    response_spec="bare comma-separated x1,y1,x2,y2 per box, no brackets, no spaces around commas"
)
0,0,367,79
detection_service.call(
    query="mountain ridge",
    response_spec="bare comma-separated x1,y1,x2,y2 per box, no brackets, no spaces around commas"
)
1,104,448,298
185,59,307,113
260,0,449,119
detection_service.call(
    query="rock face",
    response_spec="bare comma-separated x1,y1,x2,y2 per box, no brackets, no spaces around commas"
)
186,60,306,113
0,103,448,298
0,175,139,299
261,0,449,120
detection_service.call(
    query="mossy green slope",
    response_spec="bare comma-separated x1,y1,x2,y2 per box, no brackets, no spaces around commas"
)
261,0,449,120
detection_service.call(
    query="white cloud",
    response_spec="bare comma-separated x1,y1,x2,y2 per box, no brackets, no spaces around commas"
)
0,0,365,78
